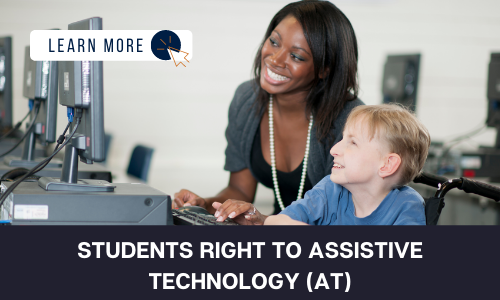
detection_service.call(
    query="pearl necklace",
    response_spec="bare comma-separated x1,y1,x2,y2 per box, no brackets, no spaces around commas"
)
269,95,313,211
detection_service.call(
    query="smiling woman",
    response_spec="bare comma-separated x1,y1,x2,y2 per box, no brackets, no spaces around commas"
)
173,0,364,219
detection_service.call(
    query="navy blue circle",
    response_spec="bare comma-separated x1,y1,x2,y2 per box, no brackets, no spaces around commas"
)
151,30,181,61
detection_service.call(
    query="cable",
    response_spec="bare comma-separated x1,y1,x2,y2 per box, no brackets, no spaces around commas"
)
28,121,72,176
28,121,73,177
0,101,42,158
442,124,487,148
0,117,81,208
436,124,488,174
0,109,32,142
0,118,79,207
31,118,78,176
54,122,71,152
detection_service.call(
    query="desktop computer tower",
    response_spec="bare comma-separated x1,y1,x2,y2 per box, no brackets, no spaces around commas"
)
0,181,172,225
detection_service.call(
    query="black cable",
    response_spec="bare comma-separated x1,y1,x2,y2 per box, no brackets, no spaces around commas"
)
54,122,71,152
0,101,42,158
0,122,73,184
0,119,79,207
30,120,72,176
32,119,78,175
0,109,32,142
437,124,488,173
0,118,81,208
442,124,486,148
29,123,72,176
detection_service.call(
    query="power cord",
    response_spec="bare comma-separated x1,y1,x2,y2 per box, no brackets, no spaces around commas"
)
0,108,32,142
32,107,77,175
0,100,42,158
0,116,81,208
437,123,488,174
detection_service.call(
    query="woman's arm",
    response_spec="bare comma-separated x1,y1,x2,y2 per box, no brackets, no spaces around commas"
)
173,168,258,214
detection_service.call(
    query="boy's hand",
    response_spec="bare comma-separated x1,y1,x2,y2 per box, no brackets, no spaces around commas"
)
212,200,266,225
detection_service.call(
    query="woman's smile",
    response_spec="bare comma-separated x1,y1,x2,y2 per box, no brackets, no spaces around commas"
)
263,64,291,84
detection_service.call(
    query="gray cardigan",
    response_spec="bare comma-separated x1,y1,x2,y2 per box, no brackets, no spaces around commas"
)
224,80,364,187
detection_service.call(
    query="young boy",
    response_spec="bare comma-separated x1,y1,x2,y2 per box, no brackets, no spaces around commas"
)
213,104,431,225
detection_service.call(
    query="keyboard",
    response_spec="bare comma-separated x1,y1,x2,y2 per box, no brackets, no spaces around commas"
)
172,207,239,226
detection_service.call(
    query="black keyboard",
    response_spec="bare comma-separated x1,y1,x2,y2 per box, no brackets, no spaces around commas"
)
172,207,239,226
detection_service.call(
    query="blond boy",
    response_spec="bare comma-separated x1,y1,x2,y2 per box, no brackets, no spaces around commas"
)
261,104,431,225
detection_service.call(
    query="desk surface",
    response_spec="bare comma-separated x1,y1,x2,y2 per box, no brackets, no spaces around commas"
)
0,160,112,182
111,172,145,184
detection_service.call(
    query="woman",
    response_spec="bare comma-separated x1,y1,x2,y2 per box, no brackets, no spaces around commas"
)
173,0,363,216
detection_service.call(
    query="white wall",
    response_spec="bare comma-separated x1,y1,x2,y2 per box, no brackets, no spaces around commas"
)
1,0,499,212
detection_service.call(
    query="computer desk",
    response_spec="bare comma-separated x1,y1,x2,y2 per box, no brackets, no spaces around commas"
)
0,161,112,182
111,172,145,184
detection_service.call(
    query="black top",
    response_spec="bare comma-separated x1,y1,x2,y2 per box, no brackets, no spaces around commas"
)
251,125,313,215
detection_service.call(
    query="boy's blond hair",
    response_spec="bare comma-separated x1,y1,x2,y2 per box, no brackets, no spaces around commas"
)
345,104,431,186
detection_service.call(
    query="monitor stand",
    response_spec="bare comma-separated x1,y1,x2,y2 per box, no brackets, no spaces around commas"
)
38,136,115,192
3,122,62,168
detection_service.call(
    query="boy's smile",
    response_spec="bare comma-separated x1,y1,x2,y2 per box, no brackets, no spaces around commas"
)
332,162,344,169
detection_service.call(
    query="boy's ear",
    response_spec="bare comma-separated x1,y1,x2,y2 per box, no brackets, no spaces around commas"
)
379,153,401,179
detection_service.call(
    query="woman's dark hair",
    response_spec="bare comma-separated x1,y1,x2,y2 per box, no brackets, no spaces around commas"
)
253,0,359,143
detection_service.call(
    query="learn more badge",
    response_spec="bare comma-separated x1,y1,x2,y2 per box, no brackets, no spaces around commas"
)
30,30,193,66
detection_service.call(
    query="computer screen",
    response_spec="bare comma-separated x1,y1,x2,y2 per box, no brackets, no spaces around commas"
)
38,17,110,191
22,46,58,145
486,52,500,148
58,17,105,163
382,54,421,112
0,36,13,129
4,46,59,168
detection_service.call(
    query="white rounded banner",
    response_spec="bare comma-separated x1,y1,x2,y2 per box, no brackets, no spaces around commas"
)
30,30,192,61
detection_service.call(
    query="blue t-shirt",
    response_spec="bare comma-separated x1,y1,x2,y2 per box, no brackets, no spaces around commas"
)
280,175,426,225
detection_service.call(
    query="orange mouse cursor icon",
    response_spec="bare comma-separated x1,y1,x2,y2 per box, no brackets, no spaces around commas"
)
168,47,190,67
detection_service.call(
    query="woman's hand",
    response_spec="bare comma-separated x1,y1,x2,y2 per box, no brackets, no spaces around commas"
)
172,189,207,209
171,169,258,213
212,200,266,225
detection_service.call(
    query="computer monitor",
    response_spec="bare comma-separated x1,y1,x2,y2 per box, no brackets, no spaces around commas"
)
59,17,105,163
24,46,59,145
4,46,60,168
0,37,13,130
486,52,500,148
382,54,421,112
39,17,111,192
458,53,500,182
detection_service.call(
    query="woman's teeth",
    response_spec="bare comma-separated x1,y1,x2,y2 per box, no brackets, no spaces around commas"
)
267,67,288,81
333,163,344,169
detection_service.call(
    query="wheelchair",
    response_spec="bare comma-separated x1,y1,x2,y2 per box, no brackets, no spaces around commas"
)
413,172,500,225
